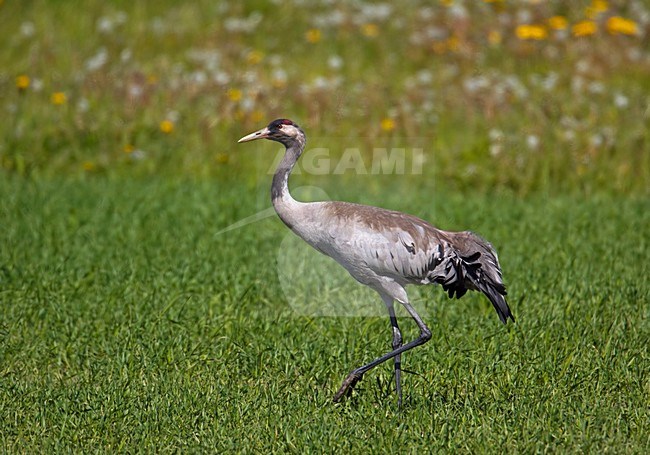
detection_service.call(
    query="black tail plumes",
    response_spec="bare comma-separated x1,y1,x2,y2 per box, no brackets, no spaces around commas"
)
466,260,513,324
446,231,515,324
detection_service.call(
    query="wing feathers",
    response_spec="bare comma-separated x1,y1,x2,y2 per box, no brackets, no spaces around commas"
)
432,231,514,324
320,202,514,324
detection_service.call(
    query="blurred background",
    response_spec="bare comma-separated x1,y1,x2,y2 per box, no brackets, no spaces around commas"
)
2,0,649,195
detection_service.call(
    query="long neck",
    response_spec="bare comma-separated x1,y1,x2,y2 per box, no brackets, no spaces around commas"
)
271,137,305,229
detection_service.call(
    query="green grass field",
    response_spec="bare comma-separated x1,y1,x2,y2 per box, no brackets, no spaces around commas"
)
2,0,650,452
1,177,648,452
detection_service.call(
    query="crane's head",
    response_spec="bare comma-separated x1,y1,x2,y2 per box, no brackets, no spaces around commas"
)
238,119,304,147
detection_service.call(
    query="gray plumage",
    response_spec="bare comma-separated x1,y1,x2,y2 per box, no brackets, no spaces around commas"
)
239,118,514,405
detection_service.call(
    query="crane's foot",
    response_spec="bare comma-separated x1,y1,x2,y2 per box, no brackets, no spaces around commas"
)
332,372,363,402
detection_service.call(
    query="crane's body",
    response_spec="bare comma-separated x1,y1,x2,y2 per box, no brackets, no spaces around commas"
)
239,119,514,405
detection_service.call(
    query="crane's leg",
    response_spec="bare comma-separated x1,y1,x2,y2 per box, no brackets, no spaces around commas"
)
384,298,403,406
333,300,431,403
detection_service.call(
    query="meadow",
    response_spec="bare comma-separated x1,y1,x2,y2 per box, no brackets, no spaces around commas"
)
1,0,649,452
1,178,649,452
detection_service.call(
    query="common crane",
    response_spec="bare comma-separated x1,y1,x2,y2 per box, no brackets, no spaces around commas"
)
238,119,514,405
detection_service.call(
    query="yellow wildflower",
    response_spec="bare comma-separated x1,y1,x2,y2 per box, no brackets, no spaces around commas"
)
123,144,135,154
227,88,242,102
585,0,608,19
51,92,67,105
361,23,379,38
147,74,158,85
215,152,229,164
593,0,609,9
515,24,548,40
488,30,502,45
548,16,568,30
606,16,638,36
380,118,396,132
82,161,96,172
572,20,597,37
246,50,264,65
160,120,174,134
440,0,454,6
305,29,321,44
446,35,460,52
16,75,30,91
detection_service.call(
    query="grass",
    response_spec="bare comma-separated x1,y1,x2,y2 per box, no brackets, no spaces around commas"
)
1,176,648,452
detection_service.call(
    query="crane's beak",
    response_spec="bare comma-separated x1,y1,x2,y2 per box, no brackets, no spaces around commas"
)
238,127,271,143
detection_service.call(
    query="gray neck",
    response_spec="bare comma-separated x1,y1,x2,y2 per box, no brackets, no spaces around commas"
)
271,137,304,203
271,138,305,229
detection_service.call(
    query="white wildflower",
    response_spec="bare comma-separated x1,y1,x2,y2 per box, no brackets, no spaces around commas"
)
85,48,109,72
614,93,629,109
328,55,343,70
526,134,540,151
20,21,35,38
